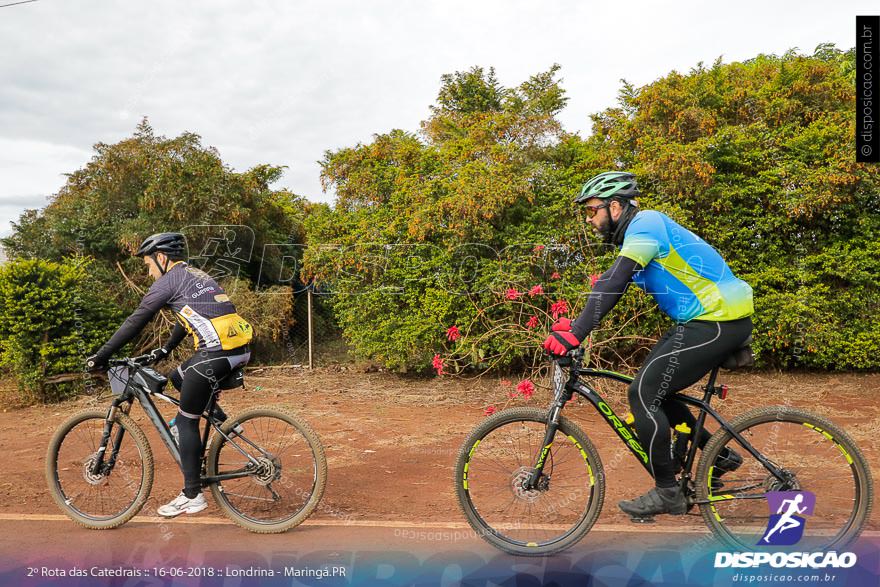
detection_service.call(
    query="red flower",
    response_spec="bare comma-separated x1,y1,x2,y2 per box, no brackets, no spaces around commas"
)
446,325,461,342
526,315,539,329
533,245,545,253
517,379,535,399
590,273,601,288
432,354,445,375
528,284,544,297
550,299,569,318
484,405,497,416
551,272,561,280
505,288,522,300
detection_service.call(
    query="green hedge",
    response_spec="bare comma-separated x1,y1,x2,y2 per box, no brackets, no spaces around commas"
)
0,258,121,402
305,47,880,372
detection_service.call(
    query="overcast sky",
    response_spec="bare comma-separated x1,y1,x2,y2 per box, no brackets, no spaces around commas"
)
0,0,870,239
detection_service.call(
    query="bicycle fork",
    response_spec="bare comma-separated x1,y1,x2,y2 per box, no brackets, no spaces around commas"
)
523,392,569,491
89,398,130,477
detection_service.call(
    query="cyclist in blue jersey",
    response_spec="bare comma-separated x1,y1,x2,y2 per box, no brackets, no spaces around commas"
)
543,171,752,517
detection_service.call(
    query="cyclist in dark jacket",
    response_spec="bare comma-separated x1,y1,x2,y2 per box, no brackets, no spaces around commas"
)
543,172,751,518
87,232,253,518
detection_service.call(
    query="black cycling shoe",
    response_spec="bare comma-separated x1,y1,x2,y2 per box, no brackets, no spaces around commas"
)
619,486,688,517
710,447,743,491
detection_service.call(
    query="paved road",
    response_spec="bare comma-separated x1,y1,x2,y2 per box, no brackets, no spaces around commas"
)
1,516,877,586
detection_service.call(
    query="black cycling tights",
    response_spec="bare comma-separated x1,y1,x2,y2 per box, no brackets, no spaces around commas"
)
627,317,752,488
169,349,250,498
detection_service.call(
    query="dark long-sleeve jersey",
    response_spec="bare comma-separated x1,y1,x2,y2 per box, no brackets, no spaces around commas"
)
570,255,642,340
94,262,253,361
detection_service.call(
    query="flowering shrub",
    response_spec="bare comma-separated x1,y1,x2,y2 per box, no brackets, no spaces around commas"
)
306,48,880,371
483,378,536,416
516,379,535,399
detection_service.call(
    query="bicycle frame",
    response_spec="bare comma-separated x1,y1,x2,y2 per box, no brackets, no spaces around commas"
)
525,349,793,502
90,358,265,486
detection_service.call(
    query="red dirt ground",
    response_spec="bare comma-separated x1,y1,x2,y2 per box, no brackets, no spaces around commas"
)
1,367,878,531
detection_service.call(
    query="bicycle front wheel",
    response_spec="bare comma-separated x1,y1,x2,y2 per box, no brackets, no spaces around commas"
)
454,407,605,556
696,406,873,551
206,406,327,533
46,408,154,529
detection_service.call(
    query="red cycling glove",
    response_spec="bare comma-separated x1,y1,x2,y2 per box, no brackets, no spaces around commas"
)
542,318,582,356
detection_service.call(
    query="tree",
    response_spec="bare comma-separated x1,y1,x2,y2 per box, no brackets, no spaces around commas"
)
2,118,306,286
305,66,658,373
589,45,880,368
307,47,880,372
0,120,312,388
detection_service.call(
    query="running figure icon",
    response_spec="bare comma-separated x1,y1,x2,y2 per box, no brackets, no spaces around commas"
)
759,491,816,546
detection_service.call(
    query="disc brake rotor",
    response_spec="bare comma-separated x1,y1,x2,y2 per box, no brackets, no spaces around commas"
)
82,453,107,485
510,466,548,503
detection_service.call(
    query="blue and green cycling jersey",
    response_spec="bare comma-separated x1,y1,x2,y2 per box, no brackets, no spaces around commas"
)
618,210,753,322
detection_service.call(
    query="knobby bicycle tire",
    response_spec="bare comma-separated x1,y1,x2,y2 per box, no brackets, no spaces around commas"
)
205,405,327,533
46,408,154,529
454,407,605,556
696,406,873,551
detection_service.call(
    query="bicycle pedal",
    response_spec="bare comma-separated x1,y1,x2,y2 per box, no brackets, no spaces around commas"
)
628,515,656,524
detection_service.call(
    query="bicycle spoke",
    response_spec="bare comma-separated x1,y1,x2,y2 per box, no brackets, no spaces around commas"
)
462,416,596,549
703,413,868,552
50,412,148,525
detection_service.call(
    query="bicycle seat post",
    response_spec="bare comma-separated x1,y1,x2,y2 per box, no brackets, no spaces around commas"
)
702,366,720,402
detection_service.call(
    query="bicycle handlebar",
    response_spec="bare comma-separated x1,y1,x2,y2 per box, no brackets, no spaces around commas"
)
545,345,586,367
107,354,155,368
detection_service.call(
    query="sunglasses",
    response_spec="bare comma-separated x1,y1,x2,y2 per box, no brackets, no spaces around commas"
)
582,202,610,218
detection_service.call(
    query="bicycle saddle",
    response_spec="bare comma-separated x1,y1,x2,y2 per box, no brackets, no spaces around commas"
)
217,366,245,390
719,335,754,370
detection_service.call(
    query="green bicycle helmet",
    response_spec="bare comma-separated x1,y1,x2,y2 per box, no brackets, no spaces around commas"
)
574,171,639,204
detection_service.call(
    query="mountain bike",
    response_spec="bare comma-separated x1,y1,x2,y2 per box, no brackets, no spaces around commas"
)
454,343,873,556
46,354,327,533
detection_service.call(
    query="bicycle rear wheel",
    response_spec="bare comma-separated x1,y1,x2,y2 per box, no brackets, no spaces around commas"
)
46,408,153,529
454,407,605,556
205,406,327,533
696,406,873,551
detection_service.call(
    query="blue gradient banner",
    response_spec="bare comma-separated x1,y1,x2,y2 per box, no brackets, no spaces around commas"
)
2,534,877,586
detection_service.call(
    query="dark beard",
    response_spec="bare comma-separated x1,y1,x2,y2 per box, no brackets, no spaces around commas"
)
610,205,639,246
599,220,615,244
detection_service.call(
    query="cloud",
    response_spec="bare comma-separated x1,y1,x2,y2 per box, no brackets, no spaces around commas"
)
0,0,866,238
0,194,51,207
